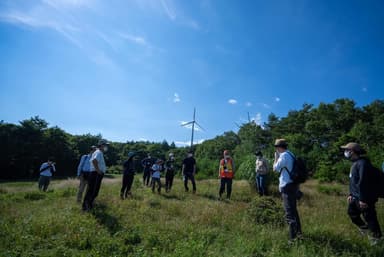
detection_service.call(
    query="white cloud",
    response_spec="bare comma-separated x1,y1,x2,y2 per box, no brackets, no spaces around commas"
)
228,99,237,105
160,0,176,20
173,93,181,103
362,87,367,92
261,103,271,109
42,0,93,9
274,97,280,102
175,139,205,147
118,32,150,47
245,102,252,107
252,113,262,125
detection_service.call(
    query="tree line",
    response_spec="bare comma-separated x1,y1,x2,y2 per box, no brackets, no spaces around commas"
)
1,98,383,183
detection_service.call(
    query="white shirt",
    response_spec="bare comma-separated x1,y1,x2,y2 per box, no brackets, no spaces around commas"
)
273,150,294,191
90,149,107,173
152,164,161,179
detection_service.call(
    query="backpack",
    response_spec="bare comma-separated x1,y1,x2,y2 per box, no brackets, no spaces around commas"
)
285,152,308,184
370,163,384,198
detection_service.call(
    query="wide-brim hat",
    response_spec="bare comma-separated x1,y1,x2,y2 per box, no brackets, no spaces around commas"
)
97,139,110,146
274,139,288,147
340,142,366,154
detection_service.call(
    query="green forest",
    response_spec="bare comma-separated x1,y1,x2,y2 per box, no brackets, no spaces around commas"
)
1,98,384,183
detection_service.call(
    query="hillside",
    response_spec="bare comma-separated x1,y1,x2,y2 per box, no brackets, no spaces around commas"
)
1,177,384,257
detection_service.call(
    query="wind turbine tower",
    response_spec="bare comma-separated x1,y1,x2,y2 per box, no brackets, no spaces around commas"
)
181,108,204,150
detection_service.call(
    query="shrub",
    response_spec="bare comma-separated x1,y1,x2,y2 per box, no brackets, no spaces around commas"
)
247,196,285,227
24,192,46,201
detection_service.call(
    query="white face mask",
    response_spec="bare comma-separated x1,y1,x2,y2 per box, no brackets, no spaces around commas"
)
103,146,108,152
344,150,352,159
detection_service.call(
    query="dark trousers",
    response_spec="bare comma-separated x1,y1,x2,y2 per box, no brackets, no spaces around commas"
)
38,175,51,192
82,172,104,211
219,178,233,199
121,172,134,197
184,173,196,192
281,183,302,240
256,174,267,196
348,198,382,238
143,170,151,186
165,171,174,192
152,177,161,193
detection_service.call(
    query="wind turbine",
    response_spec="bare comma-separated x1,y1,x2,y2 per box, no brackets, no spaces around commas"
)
181,108,205,150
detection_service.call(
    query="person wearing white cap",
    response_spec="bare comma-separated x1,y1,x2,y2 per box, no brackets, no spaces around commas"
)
341,142,382,245
82,139,109,211
120,152,136,199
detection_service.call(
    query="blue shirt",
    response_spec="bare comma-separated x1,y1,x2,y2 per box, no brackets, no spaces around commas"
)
90,149,107,173
273,150,294,191
77,154,92,176
152,164,161,179
40,162,56,177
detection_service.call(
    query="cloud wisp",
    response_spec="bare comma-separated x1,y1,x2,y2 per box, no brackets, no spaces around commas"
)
228,99,237,105
173,93,181,103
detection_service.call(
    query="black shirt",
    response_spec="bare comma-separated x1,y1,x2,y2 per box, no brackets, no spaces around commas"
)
182,157,196,174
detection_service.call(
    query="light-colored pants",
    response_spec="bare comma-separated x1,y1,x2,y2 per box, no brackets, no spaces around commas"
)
77,173,89,202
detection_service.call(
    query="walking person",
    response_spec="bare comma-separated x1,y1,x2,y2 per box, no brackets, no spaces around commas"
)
182,151,197,193
255,151,268,196
218,150,235,200
165,153,176,193
76,146,96,203
341,142,382,245
151,159,163,194
120,152,136,199
273,139,302,242
142,153,153,186
38,158,56,192
82,140,109,211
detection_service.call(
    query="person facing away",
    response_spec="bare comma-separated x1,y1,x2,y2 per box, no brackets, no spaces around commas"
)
218,150,235,200
273,139,302,242
182,151,197,193
142,154,153,186
165,153,176,193
82,140,109,211
120,152,136,199
76,146,96,203
151,159,163,194
38,158,56,192
341,142,382,245
255,151,269,196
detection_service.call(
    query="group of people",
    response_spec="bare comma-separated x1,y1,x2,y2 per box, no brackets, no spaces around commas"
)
38,138,383,245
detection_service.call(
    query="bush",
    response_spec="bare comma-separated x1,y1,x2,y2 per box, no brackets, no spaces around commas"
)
24,192,46,201
247,196,285,227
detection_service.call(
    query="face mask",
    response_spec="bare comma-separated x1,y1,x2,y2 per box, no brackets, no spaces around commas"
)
344,150,352,159
103,146,108,152
224,155,230,159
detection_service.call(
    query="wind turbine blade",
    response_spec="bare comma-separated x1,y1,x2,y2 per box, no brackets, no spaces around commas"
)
181,121,194,126
195,122,205,131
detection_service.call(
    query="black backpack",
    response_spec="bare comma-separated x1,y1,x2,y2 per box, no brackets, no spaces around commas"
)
285,152,308,184
370,163,384,198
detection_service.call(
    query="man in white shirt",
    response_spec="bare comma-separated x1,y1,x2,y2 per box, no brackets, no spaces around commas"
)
82,140,109,211
76,146,96,203
273,139,302,242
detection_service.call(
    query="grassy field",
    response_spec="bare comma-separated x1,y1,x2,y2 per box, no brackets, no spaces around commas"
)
1,176,384,257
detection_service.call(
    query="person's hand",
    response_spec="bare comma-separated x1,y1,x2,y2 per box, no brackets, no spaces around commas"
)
347,195,353,203
359,201,368,209
274,151,279,160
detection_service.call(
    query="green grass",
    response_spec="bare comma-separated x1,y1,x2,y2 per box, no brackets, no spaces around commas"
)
1,177,384,257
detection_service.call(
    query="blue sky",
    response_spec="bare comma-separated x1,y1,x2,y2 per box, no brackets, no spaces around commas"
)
0,0,383,146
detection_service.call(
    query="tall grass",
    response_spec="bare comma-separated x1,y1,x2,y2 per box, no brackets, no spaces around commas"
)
0,177,383,257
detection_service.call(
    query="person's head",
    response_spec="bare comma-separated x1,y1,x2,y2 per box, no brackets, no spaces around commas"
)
47,157,55,165
90,145,96,153
147,153,151,158
274,139,288,153
340,142,366,160
223,150,230,159
255,151,263,158
187,151,193,158
128,151,135,159
97,139,110,152
169,152,174,160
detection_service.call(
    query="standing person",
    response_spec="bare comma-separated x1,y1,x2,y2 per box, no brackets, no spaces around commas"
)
182,151,196,193
38,158,56,192
165,153,176,193
142,154,153,186
218,150,235,200
151,159,163,194
341,142,382,245
76,146,96,203
120,152,136,199
255,151,269,196
82,140,109,211
273,139,302,242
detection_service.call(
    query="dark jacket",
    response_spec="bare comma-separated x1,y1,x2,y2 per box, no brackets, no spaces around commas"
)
349,157,377,203
123,157,135,175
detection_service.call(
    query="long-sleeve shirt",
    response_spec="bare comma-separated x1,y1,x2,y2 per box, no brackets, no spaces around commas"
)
273,150,294,191
40,162,56,177
349,158,377,203
77,154,92,176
